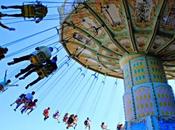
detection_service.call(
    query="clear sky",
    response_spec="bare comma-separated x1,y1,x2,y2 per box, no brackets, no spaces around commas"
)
0,1,175,130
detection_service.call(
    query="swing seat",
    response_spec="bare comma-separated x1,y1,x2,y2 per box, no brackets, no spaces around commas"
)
36,67,51,78
36,69,47,79
22,2,48,21
23,5,35,18
30,52,48,65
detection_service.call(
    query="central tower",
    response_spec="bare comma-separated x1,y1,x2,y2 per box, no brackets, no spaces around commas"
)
120,54,175,130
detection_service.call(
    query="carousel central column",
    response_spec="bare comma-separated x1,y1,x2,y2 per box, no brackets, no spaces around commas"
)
119,54,175,130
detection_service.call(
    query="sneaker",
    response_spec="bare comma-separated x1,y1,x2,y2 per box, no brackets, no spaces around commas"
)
19,77,24,80
1,5,7,9
25,85,29,89
7,62,14,65
15,75,19,78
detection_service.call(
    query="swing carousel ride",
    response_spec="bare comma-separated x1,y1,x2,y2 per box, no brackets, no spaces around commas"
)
0,0,175,130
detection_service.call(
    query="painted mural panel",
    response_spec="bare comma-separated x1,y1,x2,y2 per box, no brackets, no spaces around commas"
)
123,92,135,121
130,56,150,85
134,87,155,118
130,119,147,130
159,119,175,130
149,0,175,55
127,0,165,52
127,0,161,27
160,0,175,33
123,63,132,91
88,0,134,52
147,57,167,83
155,86,175,116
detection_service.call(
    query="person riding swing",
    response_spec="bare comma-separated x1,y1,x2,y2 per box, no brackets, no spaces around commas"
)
1,1,48,23
16,56,58,89
0,70,18,92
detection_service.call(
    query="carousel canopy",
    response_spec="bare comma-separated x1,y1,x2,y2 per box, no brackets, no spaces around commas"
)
60,0,175,79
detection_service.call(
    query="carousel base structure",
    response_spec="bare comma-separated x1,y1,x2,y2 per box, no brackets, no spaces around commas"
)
125,115,175,130
120,54,175,130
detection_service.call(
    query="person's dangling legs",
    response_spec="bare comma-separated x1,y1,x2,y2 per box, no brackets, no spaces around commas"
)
8,54,33,65
15,64,35,78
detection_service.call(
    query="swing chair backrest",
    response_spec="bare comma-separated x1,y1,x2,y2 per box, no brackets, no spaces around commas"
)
22,2,47,20
23,5,36,18
30,51,48,65
36,69,47,78
36,64,53,78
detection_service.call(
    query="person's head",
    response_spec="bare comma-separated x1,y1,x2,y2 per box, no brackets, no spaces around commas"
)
49,47,53,52
48,107,50,110
31,91,35,95
34,99,38,102
87,117,89,120
6,79,11,84
102,122,104,125
65,113,68,116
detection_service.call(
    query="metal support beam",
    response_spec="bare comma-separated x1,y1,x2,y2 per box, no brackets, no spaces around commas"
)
145,0,167,53
157,36,175,54
122,0,138,52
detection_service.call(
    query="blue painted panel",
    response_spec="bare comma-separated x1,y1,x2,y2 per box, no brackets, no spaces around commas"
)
130,121,146,130
159,120,175,130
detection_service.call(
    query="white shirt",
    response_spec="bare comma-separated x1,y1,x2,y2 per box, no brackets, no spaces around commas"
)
32,46,52,59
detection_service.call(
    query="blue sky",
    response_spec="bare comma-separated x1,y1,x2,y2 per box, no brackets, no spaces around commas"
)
0,0,175,130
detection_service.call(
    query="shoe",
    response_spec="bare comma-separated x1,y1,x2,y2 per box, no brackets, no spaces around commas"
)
14,109,16,111
19,77,24,80
1,5,7,9
15,75,19,78
25,85,29,89
7,61,14,65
